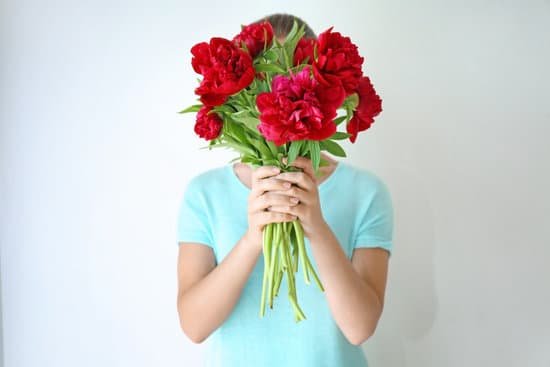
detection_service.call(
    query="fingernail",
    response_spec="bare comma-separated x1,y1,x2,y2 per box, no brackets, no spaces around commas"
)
272,167,280,173
290,197,299,203
284,182,291,188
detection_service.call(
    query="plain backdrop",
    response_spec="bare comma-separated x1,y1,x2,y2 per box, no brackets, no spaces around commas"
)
1,0,549,366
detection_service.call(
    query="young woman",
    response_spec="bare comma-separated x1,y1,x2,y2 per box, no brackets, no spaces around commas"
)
176,13,394,367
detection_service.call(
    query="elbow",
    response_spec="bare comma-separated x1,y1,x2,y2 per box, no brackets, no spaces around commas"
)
345,320,379,346
346,298,385,345
179,317,209,344
184,328,207,344
177,298,209,344
347,327,375,346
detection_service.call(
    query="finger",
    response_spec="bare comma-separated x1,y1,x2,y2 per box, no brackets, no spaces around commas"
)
251,165,281,182
258,211,297,224
284,156,316,182
251,176,292,199
267,203,303,218
274,171,314,191
262,192,300,209
250,192,299,213
269,185,310,205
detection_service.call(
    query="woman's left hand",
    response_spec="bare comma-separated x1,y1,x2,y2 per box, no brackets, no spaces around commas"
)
267,156,329,239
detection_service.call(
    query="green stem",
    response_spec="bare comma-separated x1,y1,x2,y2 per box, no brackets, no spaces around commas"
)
259,223,273,317
289,222,298,273
274,223,286,298
282,227,306,321
259,218,321,320
289,295,306,322
268,223,281,308
305,256,325,292
280,223,288,270
273,269,283,298
292,220,311,284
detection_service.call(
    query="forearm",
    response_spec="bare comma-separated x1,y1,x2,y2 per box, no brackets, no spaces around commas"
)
178,231,262,343
308,223,382,345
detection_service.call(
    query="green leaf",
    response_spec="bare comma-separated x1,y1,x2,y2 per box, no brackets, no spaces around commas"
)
330,131,352,140
260,158,279,166
282,20,305,69
344,93,359,110
223,135,257,157
199,138,223,151
178,104,202,114
240,90,255,107
319,157,330,167
273,37,283,48
263,27,269,52
201,142,227,151
242,155,261,164
257,79,271,93
281,46,291,71
230,111,261,133
345,103,353,122
248,136,273,158
254,63,286,73
320,139,347,157
333,116,347,126
227,121,249,145
212,104,236,114
262,49,279,62
284,20,300,47
222,121,236,141
287,140,304,166
309,140,321,173
266,140,279,157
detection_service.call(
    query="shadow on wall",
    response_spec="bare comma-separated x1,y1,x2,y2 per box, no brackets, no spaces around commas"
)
363,164,438,366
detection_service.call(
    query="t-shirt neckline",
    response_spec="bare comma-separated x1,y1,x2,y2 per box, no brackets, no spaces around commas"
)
227,160,344,194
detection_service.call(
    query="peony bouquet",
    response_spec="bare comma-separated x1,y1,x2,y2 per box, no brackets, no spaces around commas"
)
180,20,382,322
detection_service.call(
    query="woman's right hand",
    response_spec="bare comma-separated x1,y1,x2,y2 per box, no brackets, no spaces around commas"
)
245,165,300,248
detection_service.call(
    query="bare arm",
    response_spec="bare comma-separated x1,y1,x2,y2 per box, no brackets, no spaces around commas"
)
176,165,300,343
308,225,389,345
176,233,261,343
268,156,390,345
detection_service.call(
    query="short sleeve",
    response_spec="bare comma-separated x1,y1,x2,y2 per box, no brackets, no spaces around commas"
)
176,177,214,250
353,178,394,257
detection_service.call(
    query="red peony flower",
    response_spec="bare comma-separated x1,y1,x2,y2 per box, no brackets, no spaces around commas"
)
191,37,255,106
313,27,364,95
256,66,345,146
194,106,223,140
293,37,316,65
233,21,274,58
346,76,382,143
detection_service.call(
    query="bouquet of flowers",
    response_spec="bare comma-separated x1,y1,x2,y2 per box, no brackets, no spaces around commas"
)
180,20,382,322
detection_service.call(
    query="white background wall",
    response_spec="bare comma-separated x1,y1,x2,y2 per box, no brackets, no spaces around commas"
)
1,0,549,366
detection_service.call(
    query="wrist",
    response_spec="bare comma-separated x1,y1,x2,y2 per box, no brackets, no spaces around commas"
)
308,219,332,243
243,228,263,253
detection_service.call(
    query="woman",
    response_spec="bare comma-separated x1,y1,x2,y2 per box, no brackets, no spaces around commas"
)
176,13,394,367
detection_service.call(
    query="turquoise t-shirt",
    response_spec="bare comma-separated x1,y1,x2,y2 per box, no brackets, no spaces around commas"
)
176,160,394,367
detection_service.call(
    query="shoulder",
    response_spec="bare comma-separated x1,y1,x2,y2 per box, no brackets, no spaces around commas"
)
341,161,390,196
183,164,230,196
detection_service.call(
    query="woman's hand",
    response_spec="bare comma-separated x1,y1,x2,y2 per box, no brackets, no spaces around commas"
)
267,156,329,239
246,165,299,249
